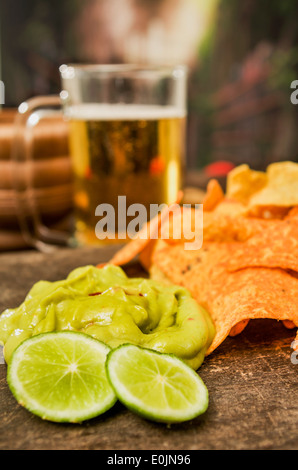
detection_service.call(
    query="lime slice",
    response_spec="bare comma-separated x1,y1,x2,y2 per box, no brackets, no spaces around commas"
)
7,331,117,423
106,344,209,423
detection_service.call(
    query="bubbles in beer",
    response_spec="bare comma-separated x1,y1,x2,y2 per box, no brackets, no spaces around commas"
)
67,104,185,245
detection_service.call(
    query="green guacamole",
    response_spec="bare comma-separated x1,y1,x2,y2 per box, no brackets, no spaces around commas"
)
0,265,215,369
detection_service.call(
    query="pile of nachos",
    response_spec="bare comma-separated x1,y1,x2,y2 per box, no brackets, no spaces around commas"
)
102,161,298,356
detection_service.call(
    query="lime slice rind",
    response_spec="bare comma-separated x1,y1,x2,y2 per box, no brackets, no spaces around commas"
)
7,334,209,424
106,344,209,424
7,331,117,423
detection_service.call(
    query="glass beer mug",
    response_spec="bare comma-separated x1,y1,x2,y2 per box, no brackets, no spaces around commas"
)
12,64,187,251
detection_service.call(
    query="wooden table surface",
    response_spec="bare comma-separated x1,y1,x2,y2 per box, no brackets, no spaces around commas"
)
0,246,297,450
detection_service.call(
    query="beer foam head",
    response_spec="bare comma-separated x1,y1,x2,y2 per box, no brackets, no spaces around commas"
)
65,104,186,121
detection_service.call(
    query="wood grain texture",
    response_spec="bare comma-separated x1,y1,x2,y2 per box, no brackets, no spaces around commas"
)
0,246,297,450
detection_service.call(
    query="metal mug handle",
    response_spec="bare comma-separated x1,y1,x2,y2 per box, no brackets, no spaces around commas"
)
12,95,74,252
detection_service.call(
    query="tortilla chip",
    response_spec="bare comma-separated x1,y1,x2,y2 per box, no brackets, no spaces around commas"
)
224,216,298,273
229,319,250,337
248,161,298,209
162,206,203,247
100,191,183,267
286,206,298,219
139,239,157,271
282,320,296,329
212,198,246,217
245,205,291,219
203,210,275,242
227,161,298,215
226,164,267,205
202,179,225,211
141,204,271,247
151,241,298,354
206,267,298,353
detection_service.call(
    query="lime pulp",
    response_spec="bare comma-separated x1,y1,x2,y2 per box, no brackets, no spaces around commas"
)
106,343,209,423
7,331,117,423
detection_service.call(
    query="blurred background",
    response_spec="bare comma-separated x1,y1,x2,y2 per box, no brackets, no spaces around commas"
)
1,0,298,250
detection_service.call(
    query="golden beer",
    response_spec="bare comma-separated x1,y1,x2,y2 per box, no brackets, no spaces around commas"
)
68,104,185,244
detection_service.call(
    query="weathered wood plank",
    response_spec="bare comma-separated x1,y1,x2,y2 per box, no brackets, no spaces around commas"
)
0,247,297,450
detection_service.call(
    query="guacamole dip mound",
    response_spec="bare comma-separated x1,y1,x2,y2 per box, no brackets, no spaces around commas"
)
0,265,215,369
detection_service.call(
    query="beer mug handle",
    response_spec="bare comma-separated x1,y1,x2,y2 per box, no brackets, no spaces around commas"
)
12,95,72,252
